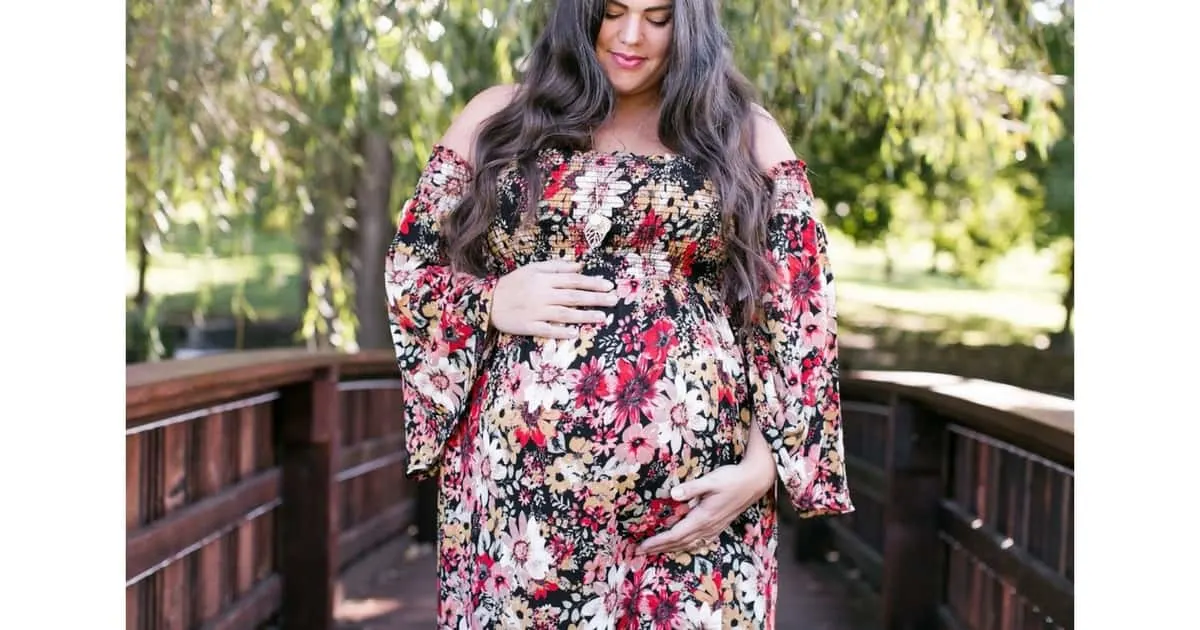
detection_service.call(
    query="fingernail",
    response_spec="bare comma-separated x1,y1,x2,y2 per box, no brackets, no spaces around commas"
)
671,487,684,500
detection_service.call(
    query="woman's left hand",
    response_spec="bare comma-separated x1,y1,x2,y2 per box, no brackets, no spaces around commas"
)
636,459,777,556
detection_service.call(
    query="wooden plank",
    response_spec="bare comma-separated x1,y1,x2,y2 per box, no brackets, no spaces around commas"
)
342,390,365,530
1063,476,1074,582
943,541,964,626
278,367,340,630
197,574,282,630
257,401,276,470
382,387,404,435
843,454,887,504
127,470,282,583
827,518,883,591
127,350,398,423
127,433,143,530
126,583,139,630
879,397,944,630
235,406,258,596
337,433,407,532
129,376,291,427
349,388,367,445
254,404,276,583
127,351,334,421
337,499,414,568
843,371,1073,466
254,511,274,583
337,350,400,379
159,422,189,629
366,456,382,525
937,604,969,630
940,501,1073,628
194,412,228,623
365,387,385,441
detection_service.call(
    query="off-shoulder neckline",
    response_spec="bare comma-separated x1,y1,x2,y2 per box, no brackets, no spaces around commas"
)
429,143,807,178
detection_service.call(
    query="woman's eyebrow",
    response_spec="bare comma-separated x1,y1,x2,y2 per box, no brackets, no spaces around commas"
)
607,1,675,11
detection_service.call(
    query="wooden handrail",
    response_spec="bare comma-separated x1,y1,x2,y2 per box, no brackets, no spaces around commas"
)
827,370,1074,630
126,354,1074,630
845,370,1074,465
126,349,399,423
126,349,407,630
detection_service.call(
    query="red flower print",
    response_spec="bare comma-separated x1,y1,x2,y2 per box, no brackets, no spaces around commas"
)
784,253,824,314
627,497,691,541
572,357,610,408
644,589,682,630
439,312,475,354
607,355,665,427
642,319,678,361
543,162,570,199
631,210,666,247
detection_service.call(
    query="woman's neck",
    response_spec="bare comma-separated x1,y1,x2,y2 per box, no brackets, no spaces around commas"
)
612,89,661,124
592,88,669,153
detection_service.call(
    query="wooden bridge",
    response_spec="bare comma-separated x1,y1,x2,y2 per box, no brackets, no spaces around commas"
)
125,349,1073,630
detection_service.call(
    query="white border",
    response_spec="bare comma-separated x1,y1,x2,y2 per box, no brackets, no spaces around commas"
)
1080,1,1198,626
1,4,124,627
1,2,1193,627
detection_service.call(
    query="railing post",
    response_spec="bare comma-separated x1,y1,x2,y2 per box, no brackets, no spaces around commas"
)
880,395,945,630
276,366,340,630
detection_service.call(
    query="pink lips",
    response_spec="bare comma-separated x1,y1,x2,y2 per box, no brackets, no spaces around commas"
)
610,51,647,70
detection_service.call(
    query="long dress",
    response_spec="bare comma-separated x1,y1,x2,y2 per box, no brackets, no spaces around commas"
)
385,144,854,629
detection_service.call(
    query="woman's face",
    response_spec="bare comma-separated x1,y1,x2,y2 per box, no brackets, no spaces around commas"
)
594,0,674,100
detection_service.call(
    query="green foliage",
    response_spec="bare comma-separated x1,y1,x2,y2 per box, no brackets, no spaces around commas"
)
126,0,1074,347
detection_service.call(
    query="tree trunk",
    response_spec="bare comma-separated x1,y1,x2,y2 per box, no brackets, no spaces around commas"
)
134,203,151,310
1058,250,1074,337
352,132,396,350
300,193,330,350
883,239,895,282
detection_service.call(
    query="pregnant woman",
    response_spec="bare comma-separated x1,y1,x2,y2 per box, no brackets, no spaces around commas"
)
384,0,853,627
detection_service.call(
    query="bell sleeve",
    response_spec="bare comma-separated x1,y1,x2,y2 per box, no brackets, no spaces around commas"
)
385,145,498,479
744,159,855,518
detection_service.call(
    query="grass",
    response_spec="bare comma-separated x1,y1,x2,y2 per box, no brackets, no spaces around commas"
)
128,230,304,322
127,228,1068,347
825,233,1067,347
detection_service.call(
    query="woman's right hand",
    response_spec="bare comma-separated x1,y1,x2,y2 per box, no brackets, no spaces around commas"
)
490,260,618,339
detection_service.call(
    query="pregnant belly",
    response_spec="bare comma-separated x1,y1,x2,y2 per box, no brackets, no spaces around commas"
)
477,306,748,540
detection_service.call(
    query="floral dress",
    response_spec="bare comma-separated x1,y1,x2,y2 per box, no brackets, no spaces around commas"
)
385,144,853,629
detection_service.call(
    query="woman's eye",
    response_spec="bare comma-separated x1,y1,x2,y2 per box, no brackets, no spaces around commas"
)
604,12,622,19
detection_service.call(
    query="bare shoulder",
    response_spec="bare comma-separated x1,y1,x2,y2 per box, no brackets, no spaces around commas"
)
749,104,799,171
438,84,521,165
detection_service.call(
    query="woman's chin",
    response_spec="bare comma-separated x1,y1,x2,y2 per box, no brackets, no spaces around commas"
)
607,79,658,100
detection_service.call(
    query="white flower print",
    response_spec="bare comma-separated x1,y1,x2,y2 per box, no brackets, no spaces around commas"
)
572,164,633,215
522,339,577,412
410,356,466,411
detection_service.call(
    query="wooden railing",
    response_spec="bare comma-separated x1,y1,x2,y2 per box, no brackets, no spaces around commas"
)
126,349,410,630
828,370,1074,630
127,351,1073,630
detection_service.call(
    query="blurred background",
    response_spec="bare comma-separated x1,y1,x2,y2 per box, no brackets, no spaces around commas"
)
124,0,1074,397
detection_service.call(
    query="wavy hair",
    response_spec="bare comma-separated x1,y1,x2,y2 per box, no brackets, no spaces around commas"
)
443,0,776,327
